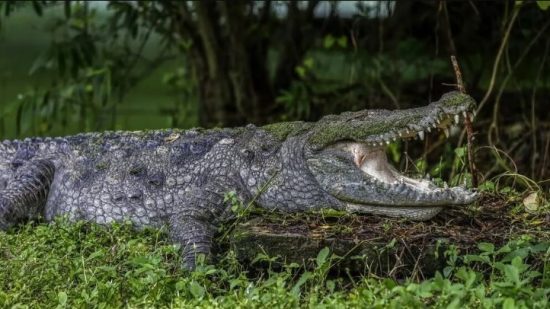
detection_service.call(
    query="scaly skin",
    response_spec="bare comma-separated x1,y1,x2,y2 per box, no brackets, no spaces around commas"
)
0,91,478,268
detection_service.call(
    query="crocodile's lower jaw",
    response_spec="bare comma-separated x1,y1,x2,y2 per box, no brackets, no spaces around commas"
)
344,203,443,221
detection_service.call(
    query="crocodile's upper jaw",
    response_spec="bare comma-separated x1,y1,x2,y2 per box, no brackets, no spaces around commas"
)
306,98,478,221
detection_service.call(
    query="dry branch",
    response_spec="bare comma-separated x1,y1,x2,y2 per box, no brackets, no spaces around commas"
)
451,55,478,187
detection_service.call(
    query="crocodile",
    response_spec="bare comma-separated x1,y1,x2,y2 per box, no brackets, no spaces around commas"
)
0,91,478,268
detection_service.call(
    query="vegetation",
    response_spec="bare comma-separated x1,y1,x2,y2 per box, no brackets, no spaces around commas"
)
1,217,549,308
1,1,549,187
1,1,550,307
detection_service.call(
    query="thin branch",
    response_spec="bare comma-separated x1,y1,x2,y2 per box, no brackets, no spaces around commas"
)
476,3,522,115
467,0,480,16
121,22,155,84
442,0,457,56
451,55,477,187
489,19,550,145
450,56,465,93
378,77,399,109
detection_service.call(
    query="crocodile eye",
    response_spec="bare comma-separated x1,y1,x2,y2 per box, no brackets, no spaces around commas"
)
261,144,278,157
11,160,24,169
190,142,207,154
240,149,254,161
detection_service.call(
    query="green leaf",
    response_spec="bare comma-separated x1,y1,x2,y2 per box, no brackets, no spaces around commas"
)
58,291,68,306
188,281,205,299
478,242,495,254
323,34,335,48
463,254,491,264
446,297,461,309
316,247,330,268
479,181,495,192
454,146,466,158
502,264,521,285
325,280,335,293
537,1,550,10
175,280,187,291
295,66,306,78
337,36,348,48
291,271,313,296
303,57,314,69
502,298,515,309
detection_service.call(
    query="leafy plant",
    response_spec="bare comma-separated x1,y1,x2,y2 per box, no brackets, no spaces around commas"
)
1,217,549,308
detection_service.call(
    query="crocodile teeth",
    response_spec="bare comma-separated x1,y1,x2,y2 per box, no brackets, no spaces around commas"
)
386,140,390,145
418,131,425,141
443,127,450,138
454,114,460,125
463,111,468,119
426,127,431,133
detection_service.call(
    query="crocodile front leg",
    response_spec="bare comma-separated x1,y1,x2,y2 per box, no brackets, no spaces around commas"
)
0,159,55,229
169,181,238,269
169,214,216,269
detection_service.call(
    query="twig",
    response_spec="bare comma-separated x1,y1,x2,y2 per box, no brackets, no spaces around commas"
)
450,56,465,93
476,3,522,115
378,77,400,109
489,20,550,146
451,55,478,187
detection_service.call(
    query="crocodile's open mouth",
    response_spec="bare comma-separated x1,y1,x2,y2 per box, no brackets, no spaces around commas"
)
339,110,475,191
307,106,478,221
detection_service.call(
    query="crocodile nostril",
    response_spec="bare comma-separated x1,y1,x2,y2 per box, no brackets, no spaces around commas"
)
128,189,143,201
113,192,126,203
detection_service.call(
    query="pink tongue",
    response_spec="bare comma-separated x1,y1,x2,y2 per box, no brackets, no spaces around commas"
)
346,143,397,183
359,149,398,183
344,142,441,190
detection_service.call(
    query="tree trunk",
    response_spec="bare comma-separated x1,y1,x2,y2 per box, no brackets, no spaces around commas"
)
190,1,274,127
170,1,320,128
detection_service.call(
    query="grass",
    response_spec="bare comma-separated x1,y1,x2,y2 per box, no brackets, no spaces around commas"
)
1,215,549,308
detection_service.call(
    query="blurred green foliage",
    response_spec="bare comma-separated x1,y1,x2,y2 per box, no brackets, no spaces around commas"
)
1,0,549,185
